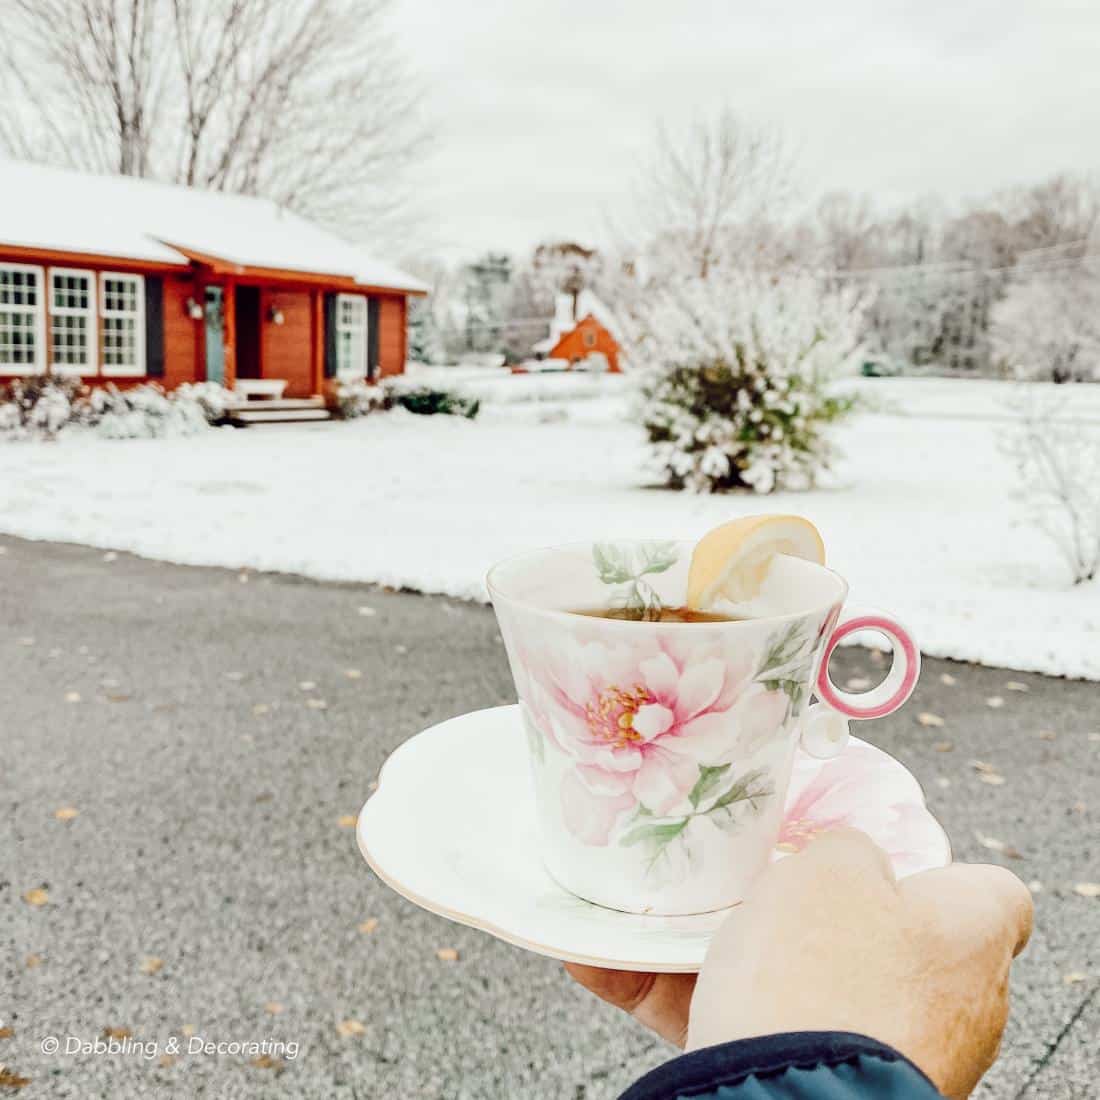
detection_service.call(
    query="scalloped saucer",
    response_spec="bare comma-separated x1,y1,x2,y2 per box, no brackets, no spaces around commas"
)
357,705,950,973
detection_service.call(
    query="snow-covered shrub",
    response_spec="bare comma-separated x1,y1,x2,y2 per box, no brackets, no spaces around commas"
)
630,269,865,493
1001,389,1100,584
0,376,83,440
92,383,226,438
174,382,236,423
336,379,388,419
386,383,479,419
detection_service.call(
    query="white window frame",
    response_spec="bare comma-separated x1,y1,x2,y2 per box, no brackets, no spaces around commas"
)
0,262,46,375
335,293,368,379
100,272,146,377
48,267,98,377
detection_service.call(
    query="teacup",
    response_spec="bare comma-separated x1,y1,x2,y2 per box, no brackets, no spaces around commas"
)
488,540,919,916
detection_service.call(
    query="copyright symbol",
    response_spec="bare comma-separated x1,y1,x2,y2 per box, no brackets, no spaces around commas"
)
41,1035,59,1054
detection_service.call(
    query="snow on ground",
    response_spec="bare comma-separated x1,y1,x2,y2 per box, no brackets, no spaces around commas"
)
1,378,1098,679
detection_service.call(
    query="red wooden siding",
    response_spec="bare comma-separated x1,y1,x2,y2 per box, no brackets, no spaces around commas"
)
163,274,200,389
259,288,313,397
377,294,406,376
550,315,621,372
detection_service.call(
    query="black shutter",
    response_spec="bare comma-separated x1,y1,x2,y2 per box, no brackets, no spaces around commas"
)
144,276,165,378
367,297,380,379
323,292,338,378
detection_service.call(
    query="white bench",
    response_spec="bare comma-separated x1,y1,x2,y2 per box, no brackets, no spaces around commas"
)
235,379,288,401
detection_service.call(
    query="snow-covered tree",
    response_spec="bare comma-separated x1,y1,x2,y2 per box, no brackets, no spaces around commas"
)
992,268,1100,382
0,0,428,248
630,269,866,493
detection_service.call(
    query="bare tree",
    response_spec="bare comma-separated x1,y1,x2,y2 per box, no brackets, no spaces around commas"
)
628,109,796,278
0,0,427,247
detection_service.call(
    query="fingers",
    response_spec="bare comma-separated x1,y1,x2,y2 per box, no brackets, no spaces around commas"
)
791,826,899,887
901,863,1034,957
563,963,657,1012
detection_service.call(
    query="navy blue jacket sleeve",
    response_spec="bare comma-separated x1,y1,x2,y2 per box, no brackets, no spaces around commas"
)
620,1031,943,1100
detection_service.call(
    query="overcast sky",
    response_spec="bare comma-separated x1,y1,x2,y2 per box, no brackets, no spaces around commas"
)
390,0,1100,261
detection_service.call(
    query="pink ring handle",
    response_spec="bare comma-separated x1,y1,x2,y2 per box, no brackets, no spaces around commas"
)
816,611,920,721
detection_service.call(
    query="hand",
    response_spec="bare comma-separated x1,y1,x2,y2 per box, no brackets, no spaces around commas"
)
689,827,1033,1100
563,964,696,1048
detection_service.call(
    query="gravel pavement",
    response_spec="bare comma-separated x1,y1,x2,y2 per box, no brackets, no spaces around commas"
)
2,536,1098,1099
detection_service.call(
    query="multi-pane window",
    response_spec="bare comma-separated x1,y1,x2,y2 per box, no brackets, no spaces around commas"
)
336,294,368,377
50,269,96,374
101,273,145,375
0,264,44,371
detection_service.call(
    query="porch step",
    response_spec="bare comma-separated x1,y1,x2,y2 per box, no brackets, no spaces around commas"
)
233,397,326,411
231,406,333,425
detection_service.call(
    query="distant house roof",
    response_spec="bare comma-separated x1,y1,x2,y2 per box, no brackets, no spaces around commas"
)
531,289,621,354
0,159,427,294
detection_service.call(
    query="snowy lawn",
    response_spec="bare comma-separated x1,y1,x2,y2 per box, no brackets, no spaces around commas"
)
1,378,1098,679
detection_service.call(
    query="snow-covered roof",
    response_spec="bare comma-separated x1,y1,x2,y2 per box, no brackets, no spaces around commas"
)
0,159,427,294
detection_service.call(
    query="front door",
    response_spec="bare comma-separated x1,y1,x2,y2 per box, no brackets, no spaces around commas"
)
204,286,224,384
234,285,261,380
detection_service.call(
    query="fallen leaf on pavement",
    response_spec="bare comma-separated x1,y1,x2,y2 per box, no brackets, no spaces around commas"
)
263,1002,284,1015
103,1028,132,1040
224,671,245,682
436,948,459,961
103,552,117,562
1027,880,1043,893
306,698,328,710
846,677,872,690
357,606,377,617
0,1026,13,1039
140,956,164,975
934,777,951,789
0,1067,30,1089
252,703,270,716
1074,883,1100,898
358,919,379,934
1038,730,1057,741
974,833,1023,859
337,815,358,828
250,1055,285,1072
54,807,78,822
336,1019,366,1037
917,712,944,728
394,644,408,655
22,888,48,908
106,694,131,703
986,696,1005,708
1063,972,1088,985
24,955,42,969
180,1025,196,1038
939,673,956,686
979,773,1006,786
299,681,316,691
969,759,997,774
17,637,34,646
1005,681,1029,692
344,669,362,679
158,1055,176,1068
932,741,953,752
63,691,81,704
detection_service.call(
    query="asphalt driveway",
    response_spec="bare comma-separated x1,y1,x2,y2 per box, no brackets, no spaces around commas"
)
2,536,1097,1098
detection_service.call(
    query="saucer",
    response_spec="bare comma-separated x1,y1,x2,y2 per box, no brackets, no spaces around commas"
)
357,705,950,973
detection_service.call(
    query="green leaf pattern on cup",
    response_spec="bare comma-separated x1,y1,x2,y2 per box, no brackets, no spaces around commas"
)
592,542,679,620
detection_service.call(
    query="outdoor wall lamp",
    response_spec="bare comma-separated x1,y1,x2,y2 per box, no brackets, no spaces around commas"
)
185,297,204,320
268,305,286,325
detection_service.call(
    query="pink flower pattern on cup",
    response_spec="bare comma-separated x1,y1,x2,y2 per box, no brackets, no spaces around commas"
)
519,631,797,847
776,741,948,876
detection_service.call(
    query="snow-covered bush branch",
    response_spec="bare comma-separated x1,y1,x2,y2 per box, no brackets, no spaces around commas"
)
1001,390,1100,585
629,269,866,493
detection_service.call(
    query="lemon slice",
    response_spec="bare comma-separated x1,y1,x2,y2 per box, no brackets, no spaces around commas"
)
687,515,825,610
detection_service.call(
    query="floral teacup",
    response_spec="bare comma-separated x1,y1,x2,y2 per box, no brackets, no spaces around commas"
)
488,541,919,916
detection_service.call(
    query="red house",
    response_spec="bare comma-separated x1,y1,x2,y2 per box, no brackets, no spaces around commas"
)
0,160,426,416
531,289,622,372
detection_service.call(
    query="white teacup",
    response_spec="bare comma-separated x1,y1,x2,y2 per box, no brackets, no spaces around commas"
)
488,540,919,916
